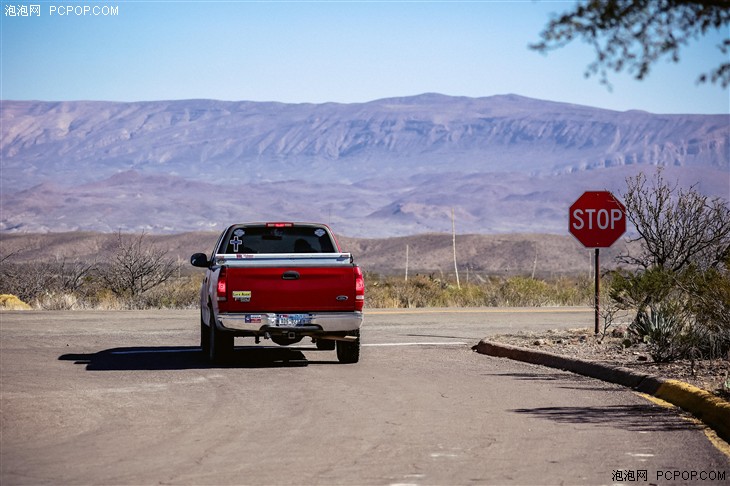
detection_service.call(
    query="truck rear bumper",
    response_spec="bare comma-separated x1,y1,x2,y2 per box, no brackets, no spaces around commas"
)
217,311,363,334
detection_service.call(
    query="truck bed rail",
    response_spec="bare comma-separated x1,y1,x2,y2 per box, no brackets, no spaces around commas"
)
214,253,353,267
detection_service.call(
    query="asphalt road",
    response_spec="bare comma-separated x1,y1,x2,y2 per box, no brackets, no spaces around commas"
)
1,308,728,485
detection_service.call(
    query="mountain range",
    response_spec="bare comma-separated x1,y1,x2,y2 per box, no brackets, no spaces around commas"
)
1,94,728,237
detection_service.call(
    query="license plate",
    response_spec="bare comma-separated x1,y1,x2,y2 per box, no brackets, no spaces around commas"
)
276,314,312,326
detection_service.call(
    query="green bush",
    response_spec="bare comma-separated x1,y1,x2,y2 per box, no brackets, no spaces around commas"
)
608,267,674,311
610,262,730,361
498,277,551,306
681,263,730,358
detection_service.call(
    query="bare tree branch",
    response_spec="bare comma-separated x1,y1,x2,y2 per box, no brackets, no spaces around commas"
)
619,170,730,272
531,0,730,89
100,231,179,299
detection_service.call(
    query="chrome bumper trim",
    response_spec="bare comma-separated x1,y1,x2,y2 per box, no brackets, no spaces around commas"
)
218,311,363,333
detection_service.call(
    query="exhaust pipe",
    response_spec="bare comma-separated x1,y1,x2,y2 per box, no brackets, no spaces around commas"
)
318,334,359,342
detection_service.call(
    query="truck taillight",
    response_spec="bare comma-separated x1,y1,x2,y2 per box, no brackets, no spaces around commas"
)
217,267,227,301
266,222,293,228
354,266,365,311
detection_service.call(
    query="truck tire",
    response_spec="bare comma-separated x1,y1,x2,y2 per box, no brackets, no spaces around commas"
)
209,309,233,364
316,339,336,350
200,311,210,355
336,331,360,364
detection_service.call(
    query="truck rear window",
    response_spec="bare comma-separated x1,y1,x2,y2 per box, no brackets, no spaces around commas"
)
220,226,337,254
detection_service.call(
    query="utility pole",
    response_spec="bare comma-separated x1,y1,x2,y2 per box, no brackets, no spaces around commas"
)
452,208,460,289
405,244,409,282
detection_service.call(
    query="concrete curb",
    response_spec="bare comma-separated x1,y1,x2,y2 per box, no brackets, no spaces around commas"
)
474,340,730,444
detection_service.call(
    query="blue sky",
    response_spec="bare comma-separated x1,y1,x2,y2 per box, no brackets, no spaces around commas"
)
1,0,728,114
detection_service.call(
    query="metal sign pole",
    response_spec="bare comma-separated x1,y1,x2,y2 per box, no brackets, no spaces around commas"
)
594,248,600,335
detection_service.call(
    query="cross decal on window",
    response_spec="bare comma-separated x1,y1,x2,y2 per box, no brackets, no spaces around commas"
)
229,235,242,252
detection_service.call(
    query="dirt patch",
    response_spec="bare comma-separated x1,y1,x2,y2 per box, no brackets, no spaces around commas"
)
487,328,730,401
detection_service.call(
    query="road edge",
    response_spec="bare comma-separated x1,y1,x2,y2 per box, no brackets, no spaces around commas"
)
473,340,730,444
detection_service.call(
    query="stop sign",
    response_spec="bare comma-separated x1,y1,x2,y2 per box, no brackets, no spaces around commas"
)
569,191,626,248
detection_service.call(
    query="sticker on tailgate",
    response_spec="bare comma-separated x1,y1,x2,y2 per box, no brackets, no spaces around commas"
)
232,290,252,302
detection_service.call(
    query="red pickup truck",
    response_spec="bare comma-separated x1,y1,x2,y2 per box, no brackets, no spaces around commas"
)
191,222,365,364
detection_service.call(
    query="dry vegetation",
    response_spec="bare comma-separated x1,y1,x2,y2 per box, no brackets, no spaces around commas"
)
0,231,612,310
366,273,594,308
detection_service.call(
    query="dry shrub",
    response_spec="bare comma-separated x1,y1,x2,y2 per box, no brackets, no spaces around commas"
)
32,292,80,310
0,294,32,310
139,275,201,309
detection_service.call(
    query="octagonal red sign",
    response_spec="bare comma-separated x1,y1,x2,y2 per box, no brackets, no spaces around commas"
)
569,191,626,248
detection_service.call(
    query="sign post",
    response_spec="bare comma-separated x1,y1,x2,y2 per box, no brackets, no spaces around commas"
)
569,191,626,334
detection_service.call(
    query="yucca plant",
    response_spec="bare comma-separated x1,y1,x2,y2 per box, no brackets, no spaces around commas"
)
630,303,688,362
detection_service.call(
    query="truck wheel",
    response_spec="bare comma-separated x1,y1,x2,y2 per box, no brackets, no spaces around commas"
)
200,311,210,355
336,331,360,364
209,309,233,364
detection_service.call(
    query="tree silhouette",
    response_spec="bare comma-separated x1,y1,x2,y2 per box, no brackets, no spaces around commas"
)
531,0,730,89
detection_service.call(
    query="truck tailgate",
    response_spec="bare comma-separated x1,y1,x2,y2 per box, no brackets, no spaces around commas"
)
223,266,356,313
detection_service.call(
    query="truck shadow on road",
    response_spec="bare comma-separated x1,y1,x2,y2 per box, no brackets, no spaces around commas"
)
59,346,338,370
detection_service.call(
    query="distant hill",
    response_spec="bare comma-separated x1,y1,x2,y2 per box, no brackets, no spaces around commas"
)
1,94,727,236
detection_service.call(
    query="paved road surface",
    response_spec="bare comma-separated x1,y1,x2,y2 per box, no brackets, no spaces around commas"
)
1,308,728,485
